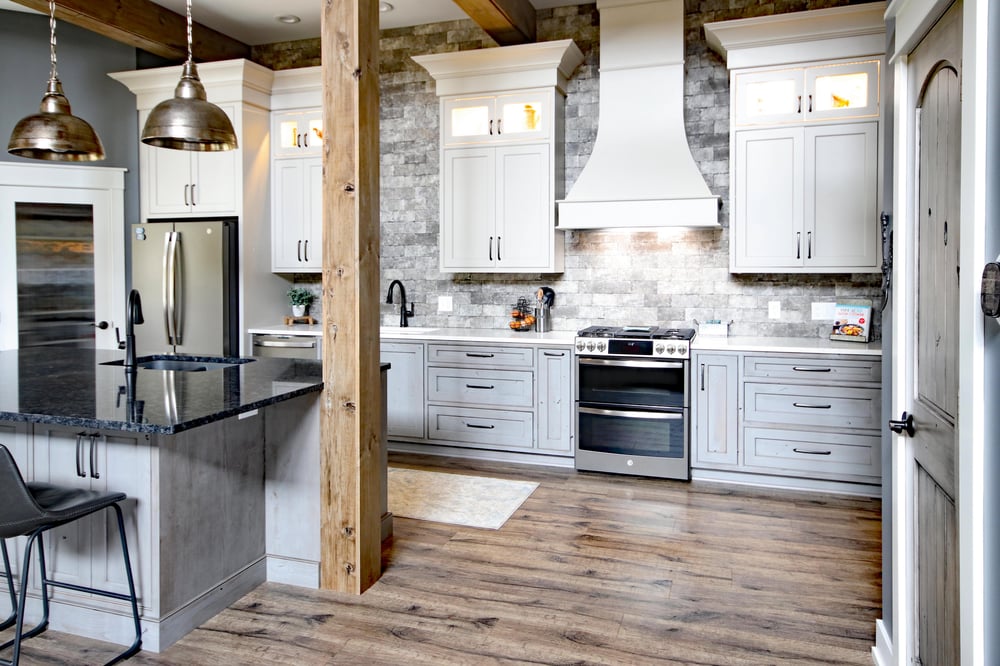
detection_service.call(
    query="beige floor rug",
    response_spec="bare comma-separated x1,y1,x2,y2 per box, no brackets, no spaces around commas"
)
388,467,538,530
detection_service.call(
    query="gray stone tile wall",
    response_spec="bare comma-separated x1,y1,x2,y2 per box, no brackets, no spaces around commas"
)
300,1,884,339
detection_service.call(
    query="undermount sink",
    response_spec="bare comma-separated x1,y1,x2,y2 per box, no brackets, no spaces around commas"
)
379,327,438,335
102,355,253,372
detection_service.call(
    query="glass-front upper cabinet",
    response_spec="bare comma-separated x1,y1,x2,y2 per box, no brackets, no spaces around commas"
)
443,91,550,145
734,59,880,126
272,109,323,156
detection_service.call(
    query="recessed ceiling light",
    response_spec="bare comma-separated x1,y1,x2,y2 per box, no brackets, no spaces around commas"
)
276,15,301,24
379,2,394,12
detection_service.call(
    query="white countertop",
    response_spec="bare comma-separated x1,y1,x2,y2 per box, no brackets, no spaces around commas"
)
248,325,880,355
692,335,882,356
248,324,576,346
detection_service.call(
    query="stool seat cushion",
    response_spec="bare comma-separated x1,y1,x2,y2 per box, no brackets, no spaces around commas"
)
0,480,125,539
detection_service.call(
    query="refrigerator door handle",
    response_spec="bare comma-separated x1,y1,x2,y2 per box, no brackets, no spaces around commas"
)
164,231,183,345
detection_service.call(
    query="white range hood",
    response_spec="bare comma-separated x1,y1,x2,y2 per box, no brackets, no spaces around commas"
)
558,0,719,230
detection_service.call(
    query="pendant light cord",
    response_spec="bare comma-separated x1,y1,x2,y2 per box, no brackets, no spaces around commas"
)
186,0,193,62
48,0,58,80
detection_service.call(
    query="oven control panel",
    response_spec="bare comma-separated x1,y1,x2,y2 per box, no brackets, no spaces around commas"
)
574,337,689,360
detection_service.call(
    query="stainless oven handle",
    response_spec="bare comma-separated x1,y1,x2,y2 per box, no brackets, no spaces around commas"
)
578,357,685,370
578,406,684,420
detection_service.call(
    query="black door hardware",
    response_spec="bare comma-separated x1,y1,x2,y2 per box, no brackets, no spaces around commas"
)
888,411,915,437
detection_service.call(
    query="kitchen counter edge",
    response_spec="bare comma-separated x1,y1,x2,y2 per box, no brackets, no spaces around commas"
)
692,336,882,356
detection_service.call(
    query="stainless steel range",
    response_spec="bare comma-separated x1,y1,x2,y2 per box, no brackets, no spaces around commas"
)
574,326,695,480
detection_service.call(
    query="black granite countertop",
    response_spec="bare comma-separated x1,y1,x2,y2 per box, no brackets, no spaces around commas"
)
0,348,325,435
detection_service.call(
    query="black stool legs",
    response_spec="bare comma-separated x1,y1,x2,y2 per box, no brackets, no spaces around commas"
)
0,503,142,666
0,542,16,632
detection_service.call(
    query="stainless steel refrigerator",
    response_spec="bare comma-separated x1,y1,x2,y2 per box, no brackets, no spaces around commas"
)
131,217,238,356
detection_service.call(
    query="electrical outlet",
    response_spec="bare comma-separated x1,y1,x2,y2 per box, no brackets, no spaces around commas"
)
768,301,781,319
438,295,453,313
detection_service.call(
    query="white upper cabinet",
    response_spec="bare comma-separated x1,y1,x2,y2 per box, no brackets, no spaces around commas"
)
734,59,880,127
414,40,583,274
705,2,886,274
443,91,551,146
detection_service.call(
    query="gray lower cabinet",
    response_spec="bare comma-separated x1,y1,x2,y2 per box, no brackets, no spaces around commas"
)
381,339,573,458
380,341,426,439
691,349,882,489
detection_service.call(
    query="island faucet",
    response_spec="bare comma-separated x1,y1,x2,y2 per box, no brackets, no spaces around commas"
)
121,289,145,368
385,279,413,327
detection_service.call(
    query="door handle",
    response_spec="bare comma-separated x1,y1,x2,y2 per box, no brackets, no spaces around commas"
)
89,434,101,479
76,434,86,478
298,239,302,262
190,183,196,206
304,240,309,262
796,232,801,259
184,184,189,206
488,236,493,261
889,412,915,437
496,236,501,262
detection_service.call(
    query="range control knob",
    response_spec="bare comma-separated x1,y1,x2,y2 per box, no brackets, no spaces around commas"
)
677,342,688,356
654,344,665,355
596,341,607,352
586,341,595,352
666,344,676,355
576,341,585,352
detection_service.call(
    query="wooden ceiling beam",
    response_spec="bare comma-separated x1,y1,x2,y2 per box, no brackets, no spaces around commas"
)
453,0,536,45
10,0,250,63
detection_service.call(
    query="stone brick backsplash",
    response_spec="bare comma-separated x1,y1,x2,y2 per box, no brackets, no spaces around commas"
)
297,1,883,339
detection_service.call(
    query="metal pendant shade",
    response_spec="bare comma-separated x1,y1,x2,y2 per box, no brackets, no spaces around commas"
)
141,0,237,151
7,0,105,161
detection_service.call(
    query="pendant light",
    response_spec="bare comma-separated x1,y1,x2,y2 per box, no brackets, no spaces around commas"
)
7,0,105,161
141,0,237,151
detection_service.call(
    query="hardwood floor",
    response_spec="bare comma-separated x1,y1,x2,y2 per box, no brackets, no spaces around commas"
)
3,453,882,665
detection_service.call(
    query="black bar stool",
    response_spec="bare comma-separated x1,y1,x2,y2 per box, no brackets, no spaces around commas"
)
0,444,142,666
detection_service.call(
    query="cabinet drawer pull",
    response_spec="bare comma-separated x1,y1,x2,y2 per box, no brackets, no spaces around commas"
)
89,434,100,479
792,366,832,373
543,351,565,357
466,423,495,430
793,447,832,456
793,402,832,409
465,384,494,390
466,353,494,358
76,434,86,478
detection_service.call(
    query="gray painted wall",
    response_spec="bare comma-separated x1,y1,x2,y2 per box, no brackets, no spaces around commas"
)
0,10,140,233
374,3,881,335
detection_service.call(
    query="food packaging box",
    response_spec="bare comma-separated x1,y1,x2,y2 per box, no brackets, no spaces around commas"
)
697,319,731,337
830,300,872,342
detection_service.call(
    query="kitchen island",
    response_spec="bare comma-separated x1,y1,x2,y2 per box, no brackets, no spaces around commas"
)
0,347,324,652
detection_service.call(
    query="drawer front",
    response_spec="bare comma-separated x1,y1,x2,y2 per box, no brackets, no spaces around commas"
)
743,355,881,383
427,344,534,368
744,383,880,429
427,367,534,407
744,427,881,479
427,405,534,449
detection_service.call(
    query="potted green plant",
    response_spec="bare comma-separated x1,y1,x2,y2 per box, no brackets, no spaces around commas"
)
287,286,315,317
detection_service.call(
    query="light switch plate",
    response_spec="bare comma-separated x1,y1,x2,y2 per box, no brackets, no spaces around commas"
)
768,301,781,319
438,295,453,312
811,302,837,320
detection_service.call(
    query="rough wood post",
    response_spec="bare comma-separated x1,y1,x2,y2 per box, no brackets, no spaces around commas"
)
320,0,381,594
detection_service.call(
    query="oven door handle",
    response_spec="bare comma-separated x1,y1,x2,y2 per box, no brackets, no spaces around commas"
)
578,358,685,370
578,406,684,420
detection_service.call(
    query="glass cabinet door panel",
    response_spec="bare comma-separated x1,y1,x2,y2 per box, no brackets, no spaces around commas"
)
496,92,550,141
805,60,880,121
444,97,493,144
277,119,301,151
734,68,804,126
272,110,323,155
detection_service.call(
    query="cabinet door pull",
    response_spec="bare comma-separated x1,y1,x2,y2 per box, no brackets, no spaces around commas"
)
304,240,309,262
183,184,190,206
808,94,813,113
792,366,832,373
793,402,832,409
543,351,565,357
496,236,501,262
797,95,802,114
465,384,495,390
793,447,832,455
76,434,86,478
700,363,706,391
466,423,495,430
466,352,494,358
297,240,302,262
303,132,308,148
489,119,494,135
190,183,196,206
296,133,302,148
89,434,101,479
497,118,502,135
488,236,493,261
796,232,801,259
807,231,812,259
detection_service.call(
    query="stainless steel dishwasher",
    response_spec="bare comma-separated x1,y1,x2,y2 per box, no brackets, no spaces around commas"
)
251,333,322,359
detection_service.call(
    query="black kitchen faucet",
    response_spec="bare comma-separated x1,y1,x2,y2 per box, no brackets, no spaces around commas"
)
385,279,414,327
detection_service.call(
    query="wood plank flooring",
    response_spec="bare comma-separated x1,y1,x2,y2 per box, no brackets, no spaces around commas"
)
3,453,882,665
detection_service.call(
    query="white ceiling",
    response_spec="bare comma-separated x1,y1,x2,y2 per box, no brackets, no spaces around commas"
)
0,1,589,46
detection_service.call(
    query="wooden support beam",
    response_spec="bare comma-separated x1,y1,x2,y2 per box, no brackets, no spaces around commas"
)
10,0,250,62
453,0,536,45
319,0,382,594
